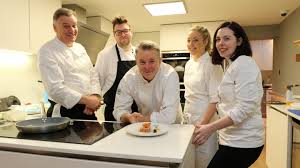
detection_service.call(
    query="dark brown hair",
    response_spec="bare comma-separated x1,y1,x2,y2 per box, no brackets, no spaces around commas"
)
211,21,252,65
112,16,130,31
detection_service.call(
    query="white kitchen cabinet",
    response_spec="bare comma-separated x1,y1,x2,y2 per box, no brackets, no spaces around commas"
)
1,150,164,168
0,0,30,52
160,23,191,52
266,105,292,168
0,124,195,168
0,0,61,53
160,21,223,52
191,21,223,38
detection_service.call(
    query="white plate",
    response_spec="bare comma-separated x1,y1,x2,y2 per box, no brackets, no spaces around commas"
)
126,122,168,137
294,95,300,100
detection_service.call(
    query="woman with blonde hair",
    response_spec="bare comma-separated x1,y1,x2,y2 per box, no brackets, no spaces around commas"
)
184,25,223,168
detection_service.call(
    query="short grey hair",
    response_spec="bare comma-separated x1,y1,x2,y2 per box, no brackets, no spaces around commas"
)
135,41,160,57
53,8,76,23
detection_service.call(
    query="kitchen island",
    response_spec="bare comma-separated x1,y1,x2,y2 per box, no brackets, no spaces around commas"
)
0,123,195,168
266,104,300,168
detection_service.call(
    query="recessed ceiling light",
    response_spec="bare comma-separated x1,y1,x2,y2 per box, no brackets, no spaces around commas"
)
144,1,186,16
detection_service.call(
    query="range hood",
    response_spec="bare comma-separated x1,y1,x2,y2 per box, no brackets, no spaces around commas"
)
63,4,110,65
76,22,109,65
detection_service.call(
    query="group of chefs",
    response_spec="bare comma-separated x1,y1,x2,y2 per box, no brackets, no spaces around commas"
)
38,8,265,168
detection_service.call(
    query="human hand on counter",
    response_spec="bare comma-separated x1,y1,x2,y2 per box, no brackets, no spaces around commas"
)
80,95,101,111
192,123,216,145
128,112,144,123
83,107,95,115
135,113,150,123
121,112,144,123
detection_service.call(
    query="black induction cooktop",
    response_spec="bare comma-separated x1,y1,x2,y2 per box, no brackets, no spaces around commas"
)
0,121,127,145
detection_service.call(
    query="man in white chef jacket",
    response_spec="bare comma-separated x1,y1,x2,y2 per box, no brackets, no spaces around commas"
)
95,16,137,121
38,8,101,119
113,41,182,124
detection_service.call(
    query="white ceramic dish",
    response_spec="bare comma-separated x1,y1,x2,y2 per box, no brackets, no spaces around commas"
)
290,103,300,110
294,95,300,100
126,122,168,137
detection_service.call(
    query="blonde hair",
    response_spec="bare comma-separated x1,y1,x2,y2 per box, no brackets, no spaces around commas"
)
190,25,212,52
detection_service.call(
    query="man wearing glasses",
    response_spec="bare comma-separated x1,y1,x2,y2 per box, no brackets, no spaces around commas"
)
95,16,137,121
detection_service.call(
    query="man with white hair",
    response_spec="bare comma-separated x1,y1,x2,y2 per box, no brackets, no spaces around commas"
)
113,41,182,124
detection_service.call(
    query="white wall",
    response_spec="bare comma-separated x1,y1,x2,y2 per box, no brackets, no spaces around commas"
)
104,31,160,49
273,6,300,95
160,21,223,51
251,39,273,71
132,31,160,46
0,51,43,104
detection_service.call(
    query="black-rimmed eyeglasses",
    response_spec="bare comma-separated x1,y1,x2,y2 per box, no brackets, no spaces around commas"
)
114,29,131,36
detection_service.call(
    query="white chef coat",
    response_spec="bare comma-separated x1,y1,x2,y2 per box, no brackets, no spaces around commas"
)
184,52,223,124
94,44,135,96
184,52,223,168
217,55,264,148
113,63,182,124
38,37,100,112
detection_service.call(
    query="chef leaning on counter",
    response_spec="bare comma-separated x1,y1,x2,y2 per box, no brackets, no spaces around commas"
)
95,16,137,121
113,41,182,124
38,8,102,119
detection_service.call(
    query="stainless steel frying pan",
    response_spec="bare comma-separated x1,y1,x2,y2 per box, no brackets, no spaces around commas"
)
16,117,71,134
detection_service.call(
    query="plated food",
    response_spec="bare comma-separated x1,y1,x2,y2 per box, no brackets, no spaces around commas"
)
127,122,168,137
139,122,159,133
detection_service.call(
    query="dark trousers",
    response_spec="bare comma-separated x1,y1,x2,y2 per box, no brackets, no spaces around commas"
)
208,145,264,168
47,100,96,120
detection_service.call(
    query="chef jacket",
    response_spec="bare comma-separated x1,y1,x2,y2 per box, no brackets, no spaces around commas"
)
184,52,223,124
38,37,100,110
94,44,135,96
217,56,264,148
113,63,182,124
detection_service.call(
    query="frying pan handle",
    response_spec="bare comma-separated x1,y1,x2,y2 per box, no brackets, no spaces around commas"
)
40,102,47,118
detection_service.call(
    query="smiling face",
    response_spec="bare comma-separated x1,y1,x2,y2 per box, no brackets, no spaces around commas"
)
215,27,242,59
54,15,78,47
187,30,207,57
136,49,161,82
114,23,132,48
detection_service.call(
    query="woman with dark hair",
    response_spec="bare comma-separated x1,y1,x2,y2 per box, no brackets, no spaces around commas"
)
192,21,264,167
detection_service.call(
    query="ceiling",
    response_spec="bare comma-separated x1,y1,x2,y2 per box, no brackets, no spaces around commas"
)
62,0,300,32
